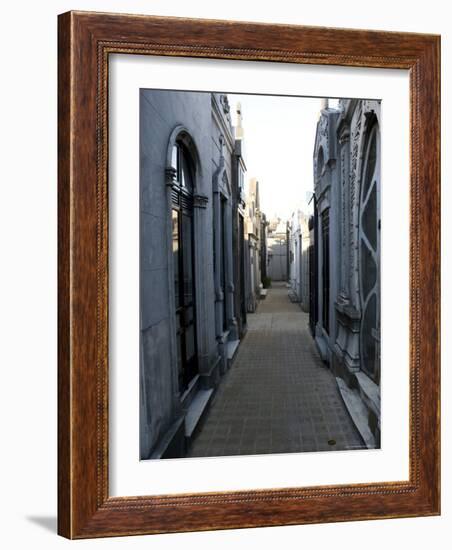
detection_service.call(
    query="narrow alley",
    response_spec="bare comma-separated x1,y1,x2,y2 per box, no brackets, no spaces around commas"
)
189,282,366,458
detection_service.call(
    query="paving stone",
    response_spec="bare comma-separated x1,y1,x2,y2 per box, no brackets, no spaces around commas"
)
188,282,365,458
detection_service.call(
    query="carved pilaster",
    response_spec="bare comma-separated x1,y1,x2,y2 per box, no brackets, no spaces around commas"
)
339,128,350,300
349,103,363,310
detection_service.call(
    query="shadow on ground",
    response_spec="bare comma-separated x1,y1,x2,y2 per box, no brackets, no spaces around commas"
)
26,516,57,533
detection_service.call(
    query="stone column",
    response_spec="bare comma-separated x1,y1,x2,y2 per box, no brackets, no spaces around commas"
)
339,129,351,300
349,104,363,312
333,106,363,377
225,201,238,340
193,191,210,375
212,183,223,343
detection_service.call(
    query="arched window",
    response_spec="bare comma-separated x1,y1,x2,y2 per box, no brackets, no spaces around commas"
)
170,141,198,392
359,122,380,384
316,148,324,181
171,141,194,192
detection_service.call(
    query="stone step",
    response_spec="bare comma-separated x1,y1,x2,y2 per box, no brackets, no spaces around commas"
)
226,339,240,363
336,377,377,449
184,388,214,438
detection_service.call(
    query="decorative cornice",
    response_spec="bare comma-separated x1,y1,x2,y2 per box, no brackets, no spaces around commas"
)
193,193,209,209
165,166,177,187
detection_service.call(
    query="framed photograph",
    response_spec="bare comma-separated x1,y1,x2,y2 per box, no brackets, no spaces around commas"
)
58,11,440,538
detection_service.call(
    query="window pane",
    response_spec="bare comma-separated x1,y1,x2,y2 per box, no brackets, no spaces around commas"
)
171,144,178,173
181,214,194,305
181,152,193,191
362,128,377,200
172,209,180,307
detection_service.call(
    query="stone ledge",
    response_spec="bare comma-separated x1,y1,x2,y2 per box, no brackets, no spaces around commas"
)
149,416,185,460
226,339,240,364
180,373,200,409
355,372,381,438
336,377,378,449
185,388,214,439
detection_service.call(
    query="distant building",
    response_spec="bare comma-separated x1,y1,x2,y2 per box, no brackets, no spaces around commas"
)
260,213,269,284
244,178,263,312
289,209,310,311
267,218,289,282
231,107,248,339
311,98,381,447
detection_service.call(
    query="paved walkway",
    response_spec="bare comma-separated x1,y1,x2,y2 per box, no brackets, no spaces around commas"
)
188,282,365,458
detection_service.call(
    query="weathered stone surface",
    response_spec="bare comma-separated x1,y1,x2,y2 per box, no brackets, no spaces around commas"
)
140,156,166,218
140,212,167,271
140,318,174,458
140,267,169,331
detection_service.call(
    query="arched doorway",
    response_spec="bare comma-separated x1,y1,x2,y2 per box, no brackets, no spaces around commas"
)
359,120,380,384
171,141,198,392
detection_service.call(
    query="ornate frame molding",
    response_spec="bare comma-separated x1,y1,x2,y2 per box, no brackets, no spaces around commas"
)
58,11,440,538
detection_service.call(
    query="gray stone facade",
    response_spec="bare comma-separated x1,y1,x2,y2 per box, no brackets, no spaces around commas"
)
139,90,378,459
267,219,289,282
289,209,310,312
231,134,248,338
139,91,247,459
244,178,263,312
312,99,381,447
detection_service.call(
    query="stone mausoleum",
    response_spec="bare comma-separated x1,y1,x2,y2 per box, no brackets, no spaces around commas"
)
311,98,381,447
139,90,249,459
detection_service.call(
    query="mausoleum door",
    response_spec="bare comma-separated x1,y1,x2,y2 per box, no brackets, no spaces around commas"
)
321,210,330,334
171,142,199,393
359,123,380,384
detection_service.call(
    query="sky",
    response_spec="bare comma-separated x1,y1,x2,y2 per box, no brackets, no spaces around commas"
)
227,93,333,222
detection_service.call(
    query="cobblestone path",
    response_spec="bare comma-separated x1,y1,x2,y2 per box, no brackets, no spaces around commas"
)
188,282,365,458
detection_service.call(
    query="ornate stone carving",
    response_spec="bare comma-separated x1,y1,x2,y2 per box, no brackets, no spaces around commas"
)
193,193,209,209
349,103,363,307
219,94,230,115
314,115,327,184
165,166,177,187
340,140,348,296
319,114,328,137
338,98,348,113
319,115,329,152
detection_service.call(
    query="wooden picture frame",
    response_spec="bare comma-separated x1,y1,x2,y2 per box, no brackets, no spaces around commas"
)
58,11,440,539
